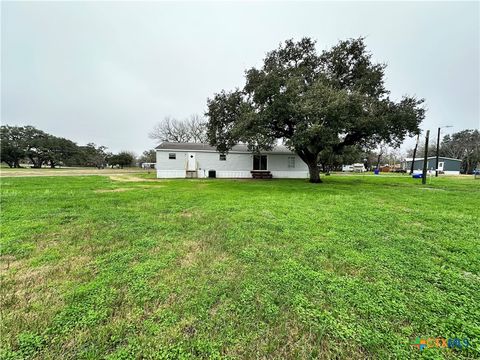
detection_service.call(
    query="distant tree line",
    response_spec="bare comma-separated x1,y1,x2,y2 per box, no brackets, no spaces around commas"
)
407,129,480,174
1,125,77,168
0,125,143,169
138,149,156,163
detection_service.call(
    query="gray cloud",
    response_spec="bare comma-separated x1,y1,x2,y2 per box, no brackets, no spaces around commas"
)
2,1,479,154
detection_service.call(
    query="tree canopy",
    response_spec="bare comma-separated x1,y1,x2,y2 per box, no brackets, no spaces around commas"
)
442,129,480,173
0,125,77,168
139,149,156,164
206,38,425,182
0,125,139,169
108,151,135,169
150,114,207,143
72,143,109,168
0,125,31,168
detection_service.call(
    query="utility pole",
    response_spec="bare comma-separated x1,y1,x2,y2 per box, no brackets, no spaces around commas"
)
411,134,419,174
435,127,441,177
435,125,453,177
422,130,430,185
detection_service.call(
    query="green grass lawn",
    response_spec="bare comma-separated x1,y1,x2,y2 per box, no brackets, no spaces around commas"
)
1,175,479,359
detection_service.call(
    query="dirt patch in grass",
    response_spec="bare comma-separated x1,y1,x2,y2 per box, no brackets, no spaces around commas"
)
181,211,194,218
94,188,134,193
109,175,155,182
0,168,146,178
6,254,91,288
0,256,22,273
13,264,54,283
178,237,232,271
180,241,203,267
95,185,164,192
1,254,91,342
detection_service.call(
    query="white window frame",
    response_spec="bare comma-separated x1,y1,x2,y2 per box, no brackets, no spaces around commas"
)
288,156,295,168
219,154,226,161
168,153,176,160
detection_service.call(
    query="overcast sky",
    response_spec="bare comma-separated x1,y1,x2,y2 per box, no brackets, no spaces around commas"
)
2,1,479,154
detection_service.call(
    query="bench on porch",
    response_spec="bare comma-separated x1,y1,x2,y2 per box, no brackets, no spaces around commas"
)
250,170,272,179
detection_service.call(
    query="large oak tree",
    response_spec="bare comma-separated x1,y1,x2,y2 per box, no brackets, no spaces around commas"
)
206,38,425,182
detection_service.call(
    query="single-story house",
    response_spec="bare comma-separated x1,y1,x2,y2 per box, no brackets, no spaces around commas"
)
402,156,462,175
155,142,309,179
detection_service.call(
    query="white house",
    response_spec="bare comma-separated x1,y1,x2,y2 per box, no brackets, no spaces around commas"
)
155,142,309,179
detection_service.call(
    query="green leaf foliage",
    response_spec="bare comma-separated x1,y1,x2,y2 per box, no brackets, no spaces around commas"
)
206,38,425,182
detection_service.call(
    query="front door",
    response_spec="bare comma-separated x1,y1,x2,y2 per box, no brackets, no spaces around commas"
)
187,153,196,171
253,155,267,170
438,161,444,171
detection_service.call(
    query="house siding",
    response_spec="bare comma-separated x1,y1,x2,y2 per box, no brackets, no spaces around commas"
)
404,157,461,175
156,150,308,179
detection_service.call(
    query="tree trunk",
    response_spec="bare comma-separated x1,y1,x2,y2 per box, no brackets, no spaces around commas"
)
29,156,42,168
376,154,382,169
297,149,322,183
307,162,322,183
466,158,472,174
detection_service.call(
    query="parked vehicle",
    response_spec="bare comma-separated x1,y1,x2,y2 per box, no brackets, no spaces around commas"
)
352,163,366,172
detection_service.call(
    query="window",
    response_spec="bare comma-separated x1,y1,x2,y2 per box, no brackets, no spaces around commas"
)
219,154,226,161
288,156,295,168
253,155,267,170
168,153,176,159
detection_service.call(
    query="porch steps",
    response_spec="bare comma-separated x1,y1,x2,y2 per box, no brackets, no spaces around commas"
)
186,171,198,178
251,170,272,179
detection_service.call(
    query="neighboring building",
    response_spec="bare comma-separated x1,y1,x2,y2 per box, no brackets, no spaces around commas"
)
342,163,366,172
379,165,391,172
141,162,156,169
155,142,309,179
352,163,366,172
402,156,462,175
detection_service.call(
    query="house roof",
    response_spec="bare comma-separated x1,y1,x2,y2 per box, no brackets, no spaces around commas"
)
155,142,294,154
404,156,462,162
